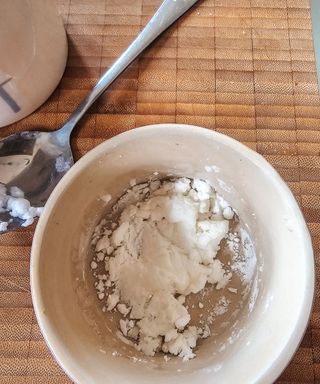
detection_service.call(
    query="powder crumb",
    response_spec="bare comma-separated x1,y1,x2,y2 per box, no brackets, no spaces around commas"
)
55,156,71,173
107,291,120,310
0,221,8,232
91,177,240,361
117,303,130,316
204,165,220,173
202,324,211,338
0,184,43,229
128,326,139,340
90,261,98,270
97,252,105,262
10,186,24,198
165,329,178,342
228,287,238,294
212,296,230,316
175,314,191,330
177,295,186,305
116,330,135,347
119,318,134,336
101,194,112,204
222,206,234,220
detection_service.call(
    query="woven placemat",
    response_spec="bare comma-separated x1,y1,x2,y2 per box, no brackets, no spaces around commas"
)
0,0,319,382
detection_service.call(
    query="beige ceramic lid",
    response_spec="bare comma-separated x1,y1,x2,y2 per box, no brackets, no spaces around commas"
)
0,0,67,127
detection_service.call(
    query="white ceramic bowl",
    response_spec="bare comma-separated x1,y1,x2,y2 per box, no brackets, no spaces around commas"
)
31,124,314,384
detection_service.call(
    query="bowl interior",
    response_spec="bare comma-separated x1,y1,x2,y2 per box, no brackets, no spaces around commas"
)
31,125,314,384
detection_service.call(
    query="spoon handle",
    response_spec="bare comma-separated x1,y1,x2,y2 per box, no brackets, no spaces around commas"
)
56,0,199,142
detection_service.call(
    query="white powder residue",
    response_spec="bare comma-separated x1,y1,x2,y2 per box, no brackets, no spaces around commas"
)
222,206,234,220
248,273,259,312
207,296,231,324
213,296,230,316
0,184,43,230
0,221,8,231
204,165,220,173
100,194,112,204
227,229,256,284
55,155,71,173
91,177,235,360
10,186,24,198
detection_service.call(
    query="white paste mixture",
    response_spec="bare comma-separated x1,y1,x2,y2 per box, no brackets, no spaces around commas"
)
90,177,255,360
0,184,43,231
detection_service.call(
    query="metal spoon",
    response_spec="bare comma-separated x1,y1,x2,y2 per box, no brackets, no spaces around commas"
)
0,0,199,233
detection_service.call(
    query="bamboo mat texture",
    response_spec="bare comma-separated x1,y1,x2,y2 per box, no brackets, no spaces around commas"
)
0,0,319,382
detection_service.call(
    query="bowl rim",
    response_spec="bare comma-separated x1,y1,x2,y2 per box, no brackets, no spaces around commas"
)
30,123,315,384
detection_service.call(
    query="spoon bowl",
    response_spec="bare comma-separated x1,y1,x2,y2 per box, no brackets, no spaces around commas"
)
0,129,73,231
